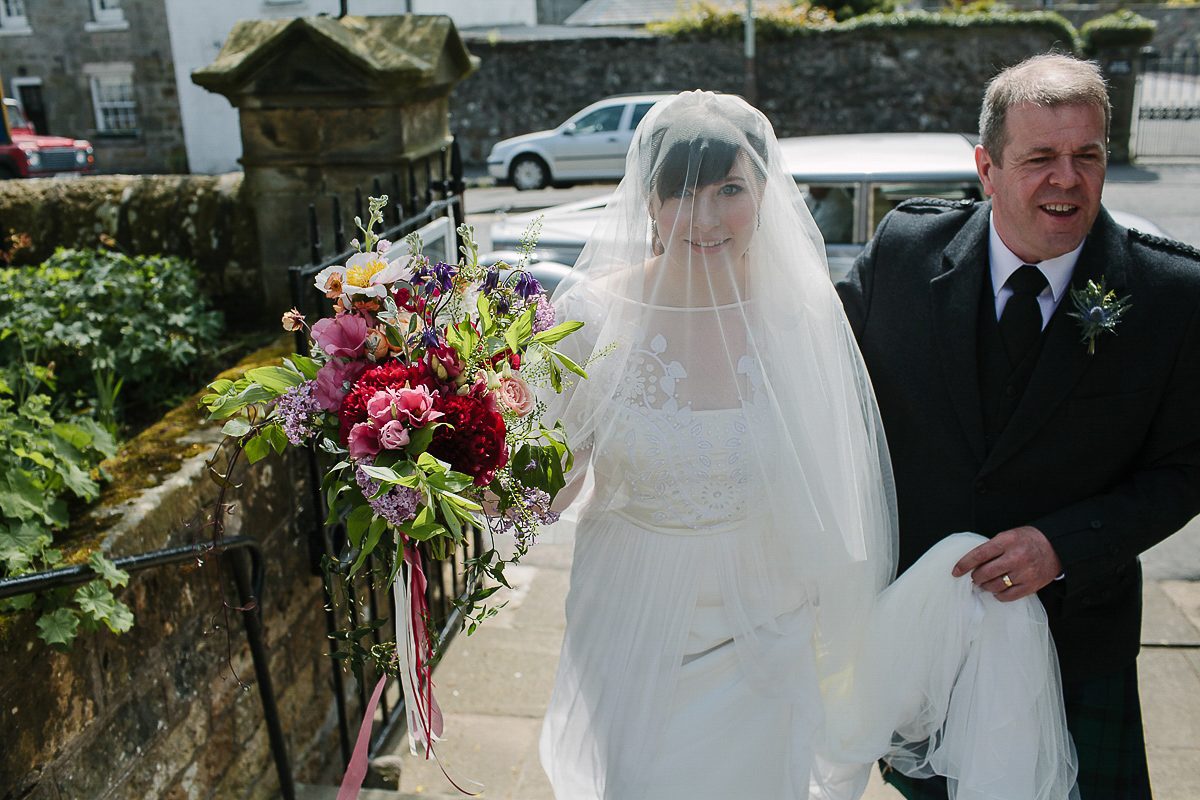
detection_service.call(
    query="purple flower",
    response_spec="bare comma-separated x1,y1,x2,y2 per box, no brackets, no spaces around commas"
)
275,381,323,445
532,294,556,334
355,459,420,526
430,262,458,294
418,327,442,350
491,484,560,547
482,268,500,295
514,272,543,301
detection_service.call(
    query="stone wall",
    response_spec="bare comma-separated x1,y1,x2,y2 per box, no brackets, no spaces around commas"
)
0,342,345,800
0,174,265,330
450,21,1075,164
0,0,187,175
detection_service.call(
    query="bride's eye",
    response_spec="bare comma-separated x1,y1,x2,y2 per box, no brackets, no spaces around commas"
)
719,183,744,196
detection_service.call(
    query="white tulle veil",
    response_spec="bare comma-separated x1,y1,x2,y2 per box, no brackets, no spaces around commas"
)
538,91,1076,800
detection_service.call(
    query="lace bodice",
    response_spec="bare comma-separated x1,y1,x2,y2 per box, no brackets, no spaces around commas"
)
591,323,773,533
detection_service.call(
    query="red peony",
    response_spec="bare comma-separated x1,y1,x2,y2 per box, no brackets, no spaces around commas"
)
339,360,439,445
428,390,508,486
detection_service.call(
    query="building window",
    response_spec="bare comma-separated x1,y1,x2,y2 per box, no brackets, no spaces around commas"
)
86,0,128,31
86,66,138,134
0,0,32,35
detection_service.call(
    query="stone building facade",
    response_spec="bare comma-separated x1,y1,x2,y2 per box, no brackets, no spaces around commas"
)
0,0,188,175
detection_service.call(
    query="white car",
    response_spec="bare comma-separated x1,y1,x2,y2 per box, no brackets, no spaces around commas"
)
491,132,1165,281
486,94,673,191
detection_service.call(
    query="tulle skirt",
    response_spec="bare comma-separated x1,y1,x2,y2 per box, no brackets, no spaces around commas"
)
540,509,1078,800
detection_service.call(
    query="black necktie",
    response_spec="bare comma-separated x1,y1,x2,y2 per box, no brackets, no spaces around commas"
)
999,265,1048,365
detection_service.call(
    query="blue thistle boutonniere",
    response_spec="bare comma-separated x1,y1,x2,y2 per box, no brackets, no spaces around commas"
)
1068,278,1131,355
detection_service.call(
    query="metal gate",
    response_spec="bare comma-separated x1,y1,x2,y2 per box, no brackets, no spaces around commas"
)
1133,47,1200,159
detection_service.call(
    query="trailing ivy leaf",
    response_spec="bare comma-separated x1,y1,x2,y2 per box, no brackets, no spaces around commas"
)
36,607,80,652
89,551,129,587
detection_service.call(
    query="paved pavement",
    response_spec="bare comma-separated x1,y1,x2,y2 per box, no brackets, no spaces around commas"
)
362,164,1200,799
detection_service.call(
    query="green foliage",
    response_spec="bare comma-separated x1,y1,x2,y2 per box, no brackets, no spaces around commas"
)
0,376,129,651
649,1,834,37
1080,10,1156,55
813,0,894,23
0,248,224,430
651,4,1080,49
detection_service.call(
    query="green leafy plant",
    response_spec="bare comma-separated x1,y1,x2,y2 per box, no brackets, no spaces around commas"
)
1080,10,1156,55
0,248,224,431
0,372,129,651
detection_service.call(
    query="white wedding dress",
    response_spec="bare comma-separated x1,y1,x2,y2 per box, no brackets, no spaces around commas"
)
536,92,1076,800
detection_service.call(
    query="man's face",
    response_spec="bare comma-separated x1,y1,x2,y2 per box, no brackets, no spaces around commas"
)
976,102,1107,264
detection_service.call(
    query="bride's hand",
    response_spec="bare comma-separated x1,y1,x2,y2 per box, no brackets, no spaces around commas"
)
951,526,1063,602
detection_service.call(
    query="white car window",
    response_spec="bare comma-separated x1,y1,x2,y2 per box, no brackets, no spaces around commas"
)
572,105,624,135
629,103,655,131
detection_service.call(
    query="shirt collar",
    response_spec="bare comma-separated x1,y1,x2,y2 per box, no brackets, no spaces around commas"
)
988,212,1083,302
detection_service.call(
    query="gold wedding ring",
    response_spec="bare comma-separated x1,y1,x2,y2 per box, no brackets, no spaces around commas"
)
1002,574,1014,588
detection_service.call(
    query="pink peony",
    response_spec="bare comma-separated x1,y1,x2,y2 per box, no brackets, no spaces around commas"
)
496,374,535,417
347,422,382,459
314,358,366,411
366,385,442,427
312,314,369,360
378,419,411,450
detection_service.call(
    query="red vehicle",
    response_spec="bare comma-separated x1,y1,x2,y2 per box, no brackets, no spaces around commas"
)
1,97,94,179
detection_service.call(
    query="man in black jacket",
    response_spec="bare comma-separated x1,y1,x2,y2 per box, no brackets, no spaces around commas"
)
838,54,1200,799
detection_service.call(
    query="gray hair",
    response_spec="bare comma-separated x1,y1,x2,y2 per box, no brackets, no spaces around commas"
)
979,54,1111,165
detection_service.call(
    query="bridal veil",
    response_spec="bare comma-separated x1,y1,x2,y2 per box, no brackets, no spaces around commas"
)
536,91,1077,800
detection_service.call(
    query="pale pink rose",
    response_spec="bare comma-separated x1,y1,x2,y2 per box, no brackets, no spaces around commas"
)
378,419,411,450
313,358,365,411
497,374,535,417
366,385,442,427
347,422,382,459
311,313,369,360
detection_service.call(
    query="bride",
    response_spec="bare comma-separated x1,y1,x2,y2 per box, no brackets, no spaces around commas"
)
536,91,1078,800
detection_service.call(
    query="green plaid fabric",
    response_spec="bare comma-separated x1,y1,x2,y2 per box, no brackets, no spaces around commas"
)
880,663,1152,800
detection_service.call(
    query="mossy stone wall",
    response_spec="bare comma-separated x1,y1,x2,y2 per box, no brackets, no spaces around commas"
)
0,341,346,800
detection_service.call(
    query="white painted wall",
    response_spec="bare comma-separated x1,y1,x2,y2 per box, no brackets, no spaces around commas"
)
165,0,536,175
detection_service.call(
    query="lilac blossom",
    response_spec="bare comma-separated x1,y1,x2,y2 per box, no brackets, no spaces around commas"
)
532,294,556,334
275,381,323,445
491,485,560,547
355,459,420,527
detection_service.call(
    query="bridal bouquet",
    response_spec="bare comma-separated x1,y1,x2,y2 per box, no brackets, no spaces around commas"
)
200,197,585,760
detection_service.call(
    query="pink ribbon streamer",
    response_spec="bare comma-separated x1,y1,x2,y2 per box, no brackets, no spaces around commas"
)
335,673,388,800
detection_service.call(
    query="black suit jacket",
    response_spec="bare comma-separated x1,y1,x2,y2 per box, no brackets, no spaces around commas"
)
838,199,1200,684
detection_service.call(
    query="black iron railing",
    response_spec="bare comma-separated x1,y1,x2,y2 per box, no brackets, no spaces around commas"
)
1135,46,1200,158
288,140,484,767
0,536,296,800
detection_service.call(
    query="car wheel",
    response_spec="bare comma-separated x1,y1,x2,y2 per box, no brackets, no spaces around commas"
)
511,155,549,191
0,164,17,180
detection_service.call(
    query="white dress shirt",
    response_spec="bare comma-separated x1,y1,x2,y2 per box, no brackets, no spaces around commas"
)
988,213,1084,329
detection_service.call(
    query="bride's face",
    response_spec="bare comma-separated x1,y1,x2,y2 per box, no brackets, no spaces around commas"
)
652,152,761,268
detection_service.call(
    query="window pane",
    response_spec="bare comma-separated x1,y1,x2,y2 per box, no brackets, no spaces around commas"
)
2,0,27,18
573,106,623,135
92,74,138,131
630,103,654,130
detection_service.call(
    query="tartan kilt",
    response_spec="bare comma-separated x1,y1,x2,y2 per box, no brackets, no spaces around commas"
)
880,662,1152,800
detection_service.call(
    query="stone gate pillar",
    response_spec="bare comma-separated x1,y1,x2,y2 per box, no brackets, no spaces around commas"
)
192,14,478,317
